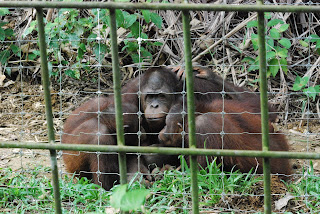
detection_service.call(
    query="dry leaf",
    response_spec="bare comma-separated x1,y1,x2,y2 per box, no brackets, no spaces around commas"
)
0,75,5,86
275,193,294,210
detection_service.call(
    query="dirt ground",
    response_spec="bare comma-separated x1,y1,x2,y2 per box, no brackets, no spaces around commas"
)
1,80,320,212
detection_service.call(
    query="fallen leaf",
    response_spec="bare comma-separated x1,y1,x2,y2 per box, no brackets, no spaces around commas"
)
275,192,294,210
0,75,5,86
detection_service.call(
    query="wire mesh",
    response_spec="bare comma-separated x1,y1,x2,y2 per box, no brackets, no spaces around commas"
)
0,1,320,213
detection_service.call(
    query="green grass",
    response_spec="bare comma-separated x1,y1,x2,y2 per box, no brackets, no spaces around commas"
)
286,161,320,213
0,159,319,213
0,166,110,213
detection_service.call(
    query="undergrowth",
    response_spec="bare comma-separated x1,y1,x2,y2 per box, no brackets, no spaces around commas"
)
0,160,319,213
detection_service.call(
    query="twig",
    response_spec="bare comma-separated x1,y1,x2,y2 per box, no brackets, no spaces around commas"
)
192,14,257,62
152,35,169,66
303,56,320,86
226,48,237,85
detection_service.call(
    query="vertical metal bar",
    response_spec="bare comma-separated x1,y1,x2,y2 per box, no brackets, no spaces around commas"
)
182,8,199,214
36,8,62,214
256,1,271,214
109,8,127,186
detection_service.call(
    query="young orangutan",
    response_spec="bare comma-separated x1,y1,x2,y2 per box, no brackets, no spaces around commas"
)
158,99,291,178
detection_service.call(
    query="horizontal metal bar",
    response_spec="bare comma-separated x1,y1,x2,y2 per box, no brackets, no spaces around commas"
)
0,2,320,13
1,141,319,160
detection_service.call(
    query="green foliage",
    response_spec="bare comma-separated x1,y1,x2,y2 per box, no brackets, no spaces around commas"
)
110,184,150,212
21,8,163,79
142,156,261,212
115,9,163,63
287,161,320,212
302,34,320,55
2,161,319,212
293,75,320,101
243,13,290,78
0,166,110,213
244,13,320,102
0,9,20,76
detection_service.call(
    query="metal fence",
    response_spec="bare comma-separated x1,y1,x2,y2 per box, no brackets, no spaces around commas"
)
0,1,320,214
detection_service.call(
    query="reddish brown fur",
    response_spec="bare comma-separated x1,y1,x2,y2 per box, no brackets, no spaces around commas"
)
175,66,278,122
159,99,291,178
62,67,183,190
62,96,143,190
122,67,182,133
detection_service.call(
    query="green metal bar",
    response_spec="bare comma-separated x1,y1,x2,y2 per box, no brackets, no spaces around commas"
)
182,7,199,214
256,1,271,213
36,8,62,214
0,2,320,13
109,7,127,186
2,141,320,160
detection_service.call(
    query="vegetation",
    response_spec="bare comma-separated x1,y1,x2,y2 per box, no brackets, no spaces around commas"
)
1,160,319,213
1,1,320,213
243,12,320,106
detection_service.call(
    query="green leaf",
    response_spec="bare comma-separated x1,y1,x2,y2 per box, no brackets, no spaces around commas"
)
279,58,288,74
293,76,309,91
48,61,54,77
265,12,272,19
267,19,284,27
87,33,97,41
303,86,320,101
79,43,86,51
129,22,141,38
5,67,11,76
142,10,151,23
22,21,37,38
266,38,275,51
127,41,139,51
78,43,86,59
131,53,140,63
266,51,276,60
0,22,6,28
110,185,127,209
310,34,320,42
4,28,13,37
65,69,79,79
27,53,37,61
248,64,259,72
251,33,259,51
10,45,19,54
0,28,5,40
100,44,108,55
153,41,163,46
242,57,255,64
0,50,10,64
279,38,291,49
69,33,80,47
276,47,288,58
150,12,162,29
268,58,279,77
278,24,289,32
0,8,10,16
269,28,280,39
142,50,152,61
115,10,124,27
299,40,309,47
120,189,150,211
247,20,257,28
141,32,148,39
123,13,137,29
